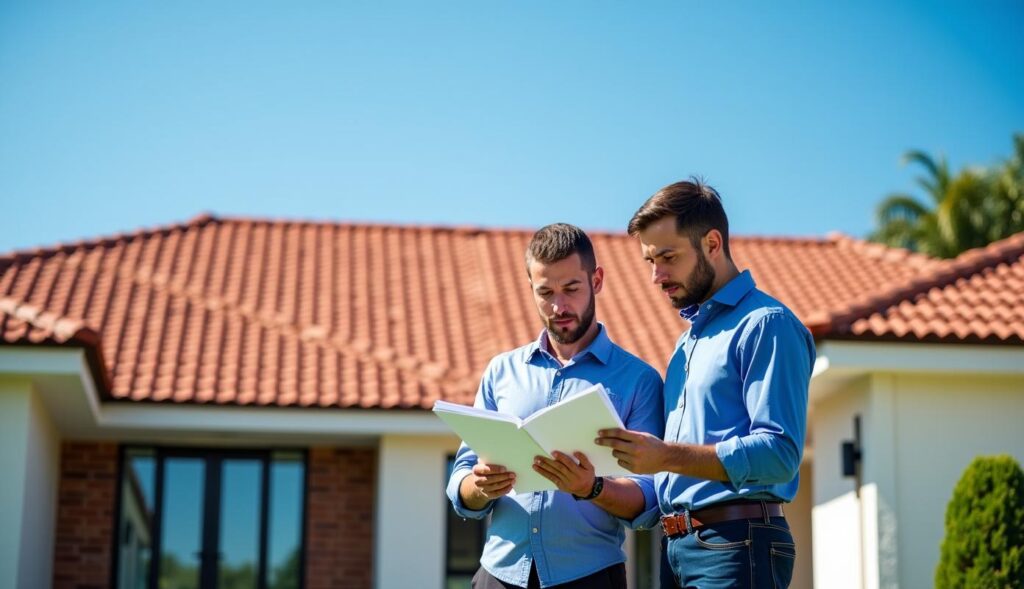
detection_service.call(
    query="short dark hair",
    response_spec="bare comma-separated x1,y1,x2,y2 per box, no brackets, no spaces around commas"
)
525,223,597,276
627,177,732,259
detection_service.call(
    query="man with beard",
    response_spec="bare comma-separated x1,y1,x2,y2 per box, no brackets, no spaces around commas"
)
446,223,664,589
596,179,815,588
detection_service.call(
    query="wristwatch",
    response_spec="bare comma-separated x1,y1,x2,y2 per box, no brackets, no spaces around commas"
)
574,476,604,501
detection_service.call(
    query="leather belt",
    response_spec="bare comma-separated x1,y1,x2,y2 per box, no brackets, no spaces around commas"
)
661,501,785,538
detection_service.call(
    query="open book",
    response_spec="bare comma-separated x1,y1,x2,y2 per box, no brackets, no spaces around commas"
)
433,383,632,493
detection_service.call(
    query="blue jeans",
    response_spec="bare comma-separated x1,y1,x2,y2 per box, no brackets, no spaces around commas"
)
665,516,795,588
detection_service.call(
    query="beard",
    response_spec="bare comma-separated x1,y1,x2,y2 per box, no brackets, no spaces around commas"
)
544,288,597,345
663,251,715,309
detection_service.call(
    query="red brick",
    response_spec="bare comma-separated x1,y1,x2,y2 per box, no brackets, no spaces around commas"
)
305,446,376,589
52,441,117,589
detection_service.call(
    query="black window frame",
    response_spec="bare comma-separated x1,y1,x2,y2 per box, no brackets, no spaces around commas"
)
444,454,487,587
110,445,309,589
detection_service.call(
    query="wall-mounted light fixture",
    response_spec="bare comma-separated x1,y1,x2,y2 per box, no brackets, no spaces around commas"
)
841,414,862,479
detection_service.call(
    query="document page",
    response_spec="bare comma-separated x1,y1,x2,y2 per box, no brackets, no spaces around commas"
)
520,384,632,478
433,401,555,493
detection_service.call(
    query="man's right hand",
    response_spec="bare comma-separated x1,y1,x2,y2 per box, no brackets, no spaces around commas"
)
459,462,516,510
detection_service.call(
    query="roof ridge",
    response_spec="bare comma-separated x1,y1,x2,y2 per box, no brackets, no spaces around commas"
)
0,217,876,270
212,214,542,236
806,231,1024,336
826,231,939,268
0,296,113,395
0,296,100,345
0,214,221,267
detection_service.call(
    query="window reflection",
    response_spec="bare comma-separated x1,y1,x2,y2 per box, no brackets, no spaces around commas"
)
219,460,262,589
118,449,155,589
446,455,485,589
115,449,306,589
267,453,304,589
161,458,205,589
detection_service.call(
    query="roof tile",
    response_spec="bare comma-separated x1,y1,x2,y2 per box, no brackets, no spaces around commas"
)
2,216,1021,408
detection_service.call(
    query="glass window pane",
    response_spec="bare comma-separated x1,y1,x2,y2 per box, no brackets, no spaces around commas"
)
634,529,653,589
218,459,262,589
267,454,305,589
160,457,205,589
446,455,485,580
118,449,155,589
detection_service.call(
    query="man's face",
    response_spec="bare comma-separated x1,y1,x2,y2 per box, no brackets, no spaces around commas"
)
528,253,601,345
637,216,715,309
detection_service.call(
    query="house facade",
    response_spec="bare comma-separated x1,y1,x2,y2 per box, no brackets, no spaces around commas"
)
1,216,1021,588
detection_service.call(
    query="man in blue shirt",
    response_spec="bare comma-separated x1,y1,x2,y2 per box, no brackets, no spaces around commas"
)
597,179,816,588
446,223,664,589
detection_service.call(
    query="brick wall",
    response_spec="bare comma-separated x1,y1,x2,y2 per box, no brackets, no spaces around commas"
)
305,447,377,589
52,441,118,589
47,443,376,589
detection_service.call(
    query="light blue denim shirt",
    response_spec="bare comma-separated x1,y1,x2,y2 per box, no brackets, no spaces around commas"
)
654,270,815,516
446,324,664,587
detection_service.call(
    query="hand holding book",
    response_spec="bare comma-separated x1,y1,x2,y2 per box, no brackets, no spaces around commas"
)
533,450,597,498
458,461,517,510
434,383,630,493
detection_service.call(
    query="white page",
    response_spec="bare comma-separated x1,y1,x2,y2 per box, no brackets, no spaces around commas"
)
433,404,556,493
520,384,632,478
432,400,523,425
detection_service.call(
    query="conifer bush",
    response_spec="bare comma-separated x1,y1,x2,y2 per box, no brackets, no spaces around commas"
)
935,455,1024,588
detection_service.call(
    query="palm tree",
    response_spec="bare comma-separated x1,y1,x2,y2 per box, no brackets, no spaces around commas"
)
871,136,1024,258
990,133,1024,242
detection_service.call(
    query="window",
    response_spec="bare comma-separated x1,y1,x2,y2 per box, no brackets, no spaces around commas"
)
113,447,306,589
445,455,486,589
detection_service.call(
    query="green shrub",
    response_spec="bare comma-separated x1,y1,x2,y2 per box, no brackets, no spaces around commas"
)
935,455,1024,589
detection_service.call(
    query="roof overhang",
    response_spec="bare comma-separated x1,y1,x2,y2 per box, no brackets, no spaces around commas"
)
0,346,450,445
810,340,1024,403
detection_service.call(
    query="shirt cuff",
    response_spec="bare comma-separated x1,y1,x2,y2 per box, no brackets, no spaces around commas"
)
447,468,494,519
715,437,752,491
615,475,660,530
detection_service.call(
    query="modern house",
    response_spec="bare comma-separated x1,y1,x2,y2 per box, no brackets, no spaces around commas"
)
2,215,1021,589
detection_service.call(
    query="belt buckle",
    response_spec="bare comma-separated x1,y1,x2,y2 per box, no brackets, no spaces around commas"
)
660,515,676,537
661,512,694,538
661,514,681,537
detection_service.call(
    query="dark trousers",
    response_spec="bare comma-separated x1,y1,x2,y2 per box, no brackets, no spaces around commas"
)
665,516,795,588
472,562,627,589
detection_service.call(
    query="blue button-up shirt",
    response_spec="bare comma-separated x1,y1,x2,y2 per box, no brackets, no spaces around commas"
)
655,270,815,514
446,324,664,587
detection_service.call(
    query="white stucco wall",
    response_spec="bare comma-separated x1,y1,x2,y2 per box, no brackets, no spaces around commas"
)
788,460,814,589
811,367,1024,589
375,434,462,589
889,373,1024,588
811,376,870,589
0,378,61,589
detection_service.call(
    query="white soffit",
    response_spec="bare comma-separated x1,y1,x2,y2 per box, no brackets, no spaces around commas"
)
810,340,1024,403
0,346,451,443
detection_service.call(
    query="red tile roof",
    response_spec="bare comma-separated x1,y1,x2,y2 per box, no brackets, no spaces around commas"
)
829,232,1024,344
0,216,1019,409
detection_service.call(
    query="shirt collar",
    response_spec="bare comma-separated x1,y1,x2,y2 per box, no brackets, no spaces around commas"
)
527,322,612,365
678,270,756,320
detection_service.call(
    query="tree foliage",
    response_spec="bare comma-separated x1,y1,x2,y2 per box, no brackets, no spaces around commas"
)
872,134,1024,258
935,455,1024,589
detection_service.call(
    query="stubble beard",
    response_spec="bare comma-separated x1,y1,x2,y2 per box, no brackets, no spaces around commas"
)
546,288,597,345
667,252,715,309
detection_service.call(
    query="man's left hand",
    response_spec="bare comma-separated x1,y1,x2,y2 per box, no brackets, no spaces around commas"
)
596,428,672,474
533,451,596,497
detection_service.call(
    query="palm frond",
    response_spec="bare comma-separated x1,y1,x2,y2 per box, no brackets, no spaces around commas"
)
902,149,950,203
876,193,929,223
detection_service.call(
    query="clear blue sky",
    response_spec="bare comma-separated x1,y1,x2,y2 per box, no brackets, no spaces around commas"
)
2,1,1022,253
